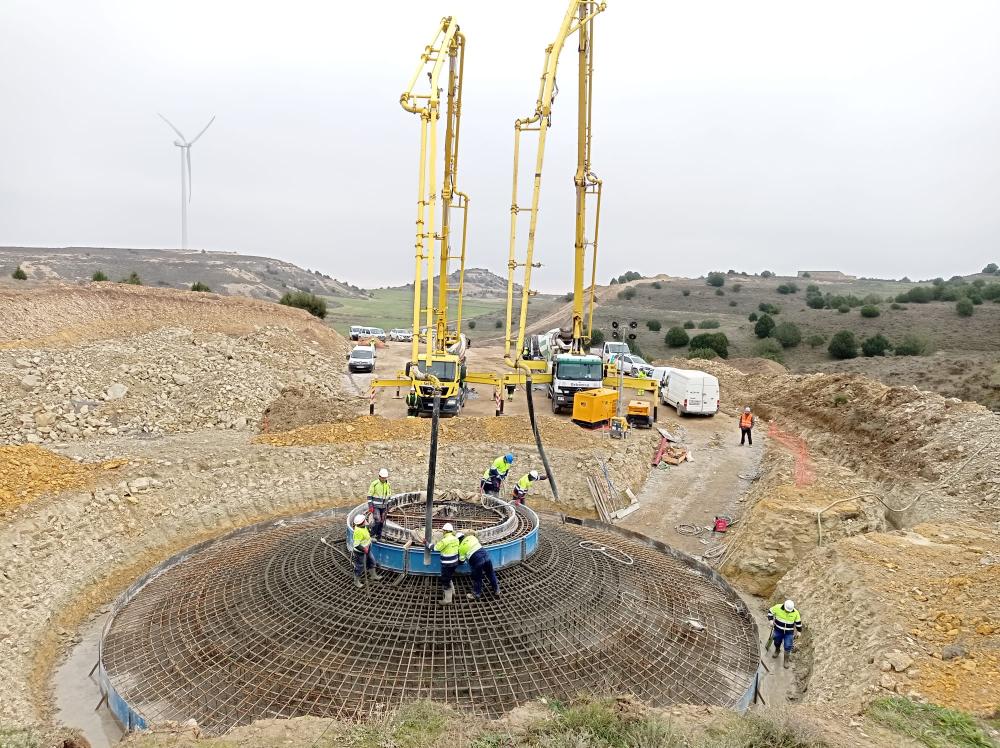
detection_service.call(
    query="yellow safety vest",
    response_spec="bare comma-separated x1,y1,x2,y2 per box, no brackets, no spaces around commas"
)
368,479,391,507
434,532,460,565
352,526,371,552
516,474,533,492
489,456,511,477
458,534,482,563
768,604,802,633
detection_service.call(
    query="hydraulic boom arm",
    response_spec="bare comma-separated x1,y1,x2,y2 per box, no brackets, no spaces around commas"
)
504,1,607,365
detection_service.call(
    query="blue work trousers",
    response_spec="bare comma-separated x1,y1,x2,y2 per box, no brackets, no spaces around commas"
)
353,550,375,577
773,629,795,651
440,562,457,589
469,549,499,598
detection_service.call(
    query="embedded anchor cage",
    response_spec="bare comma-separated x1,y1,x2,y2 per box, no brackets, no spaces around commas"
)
350,491,540,574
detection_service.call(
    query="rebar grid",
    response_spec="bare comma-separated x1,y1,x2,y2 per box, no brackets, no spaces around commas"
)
101,517,758,734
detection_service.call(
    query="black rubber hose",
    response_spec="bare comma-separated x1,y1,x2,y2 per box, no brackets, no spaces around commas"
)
423,386,441,565
523,373,559,502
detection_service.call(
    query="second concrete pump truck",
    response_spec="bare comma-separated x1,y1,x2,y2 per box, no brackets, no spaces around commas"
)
503,1,657,417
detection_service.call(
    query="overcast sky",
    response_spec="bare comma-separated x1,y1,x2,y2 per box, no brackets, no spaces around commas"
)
2,1,999,291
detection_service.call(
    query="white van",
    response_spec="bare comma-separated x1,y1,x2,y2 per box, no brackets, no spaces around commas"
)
601,341,630,364
659,367,720,416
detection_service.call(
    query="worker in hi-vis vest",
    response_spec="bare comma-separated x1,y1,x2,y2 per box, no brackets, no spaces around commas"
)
767,599,803,668
739,406,756,446
430,523,460,605
350,514,382,588
481,453,514,496
367,467,391,540
458,531,500,600
511,470,548,506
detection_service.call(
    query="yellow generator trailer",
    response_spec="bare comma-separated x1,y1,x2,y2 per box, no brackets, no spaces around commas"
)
571,388,618,427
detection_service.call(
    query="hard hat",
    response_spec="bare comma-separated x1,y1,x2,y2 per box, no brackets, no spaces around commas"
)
353,514,366,526
528,470,540,481
783,599,795,612
456,532,465,540
378,468,389,479
744,406,751,413
504,453,515,464
442,522,454,532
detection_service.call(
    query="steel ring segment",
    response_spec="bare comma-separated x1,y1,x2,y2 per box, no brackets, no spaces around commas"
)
579,539,635,566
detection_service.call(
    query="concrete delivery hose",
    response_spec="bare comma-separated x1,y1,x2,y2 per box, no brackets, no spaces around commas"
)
521,368,560,503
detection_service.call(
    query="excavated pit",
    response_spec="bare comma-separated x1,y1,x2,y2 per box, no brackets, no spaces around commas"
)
99,508,759,734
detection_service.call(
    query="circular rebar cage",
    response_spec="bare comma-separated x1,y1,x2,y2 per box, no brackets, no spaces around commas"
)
99,510,759,734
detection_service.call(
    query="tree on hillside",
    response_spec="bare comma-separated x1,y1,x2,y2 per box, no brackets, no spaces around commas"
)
828,330,858,359
91,270,109,282
191,282,211,292
773,321,801,348
956,298,974,317
754,314,775,338
664,327,689,347
688,332,729,358
984,262,998,274
589,329,606,347
646,319,661,331
706,271,726,287
760,270,774,278
279,291,327,319
12,266,27,280
861,334,891,357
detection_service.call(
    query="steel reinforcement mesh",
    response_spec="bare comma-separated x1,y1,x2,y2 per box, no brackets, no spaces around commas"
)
101,515,758,733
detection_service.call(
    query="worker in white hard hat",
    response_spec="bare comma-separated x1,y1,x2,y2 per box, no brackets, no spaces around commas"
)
511,470,548,506
767,599,803,668
429,522,460,604
350,514,382,588
367,467,392,541
739,406,756,447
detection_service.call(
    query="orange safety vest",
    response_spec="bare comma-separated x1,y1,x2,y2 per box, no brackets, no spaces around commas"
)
740,412,754,428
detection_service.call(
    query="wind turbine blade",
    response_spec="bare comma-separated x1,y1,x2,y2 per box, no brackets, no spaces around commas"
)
157,112,187,141
186,148,193,202
189,115,216,145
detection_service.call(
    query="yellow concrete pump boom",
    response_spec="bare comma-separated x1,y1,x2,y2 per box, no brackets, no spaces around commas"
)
400,16,469,366
504,0,607,365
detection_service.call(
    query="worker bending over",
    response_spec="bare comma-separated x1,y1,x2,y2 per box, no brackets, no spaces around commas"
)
739,406,756,446
511,470,547,506
480,453,515,496
351,514,382,588
458,531,499,600
767,599,803,668
432,522,460,604
367,467,391,541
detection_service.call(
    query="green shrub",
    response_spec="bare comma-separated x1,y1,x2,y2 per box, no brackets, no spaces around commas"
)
11,266,27,280
682,320,695,329
682,289,691,296
773,321,802,348
754,313,775,338
758,302,781,314
120,271,142,285
563,291,574,301
494,319,502,328
589,329,605,347
863,294,882,305
688,332,729,358
706,271,726,287
664,327,689,347
0,727,42,748
728,300,737,306
896,286,934,303
731,283,742,292
895,334,928,356
860,304,880,318
807,333,826,348
806,283,819,293
651,281,662,289
833,394,849,407
190,281,211,292
837,304,850,313
755,338,784,362
91,270,109,282
760,269,774,278
890,302,905,310
776,282,798,294
828,330,858,359
698,319,721,329
467,320,476,329
609,277,618,285
688,347,718,360
862,334,892,357
748,312,758,321
279,291,327,318
646,319,662,332
617,287,637,300
984,262,999,273
715,288,724,296
806,293,826,309
956,298,974,317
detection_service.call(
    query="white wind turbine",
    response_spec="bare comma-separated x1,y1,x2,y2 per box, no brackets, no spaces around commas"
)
158,113,215,250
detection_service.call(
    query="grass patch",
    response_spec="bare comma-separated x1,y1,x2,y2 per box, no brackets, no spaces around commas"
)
866,697,998,748
0,727,42,748
700,710,831,748
325,288,505,334
509,699,683,748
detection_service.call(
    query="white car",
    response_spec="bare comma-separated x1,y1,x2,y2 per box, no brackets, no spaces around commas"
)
347,345,376,373
389,328,413,342
615,354,654,377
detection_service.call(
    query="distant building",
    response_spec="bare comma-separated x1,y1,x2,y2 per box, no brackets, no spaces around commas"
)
797,271,856,281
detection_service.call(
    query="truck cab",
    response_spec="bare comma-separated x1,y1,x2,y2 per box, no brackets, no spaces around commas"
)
408,353,467,416
549,353,604,413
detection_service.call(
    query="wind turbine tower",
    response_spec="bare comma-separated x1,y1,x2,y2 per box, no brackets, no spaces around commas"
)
158,113,215,250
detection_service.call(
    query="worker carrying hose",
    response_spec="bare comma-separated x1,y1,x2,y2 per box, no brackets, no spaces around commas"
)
480,453,514,496
430,522,460,604
511,470,548,506
351,514,382,588
458,531,499,601
767,599,803,669
367,467,391,541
